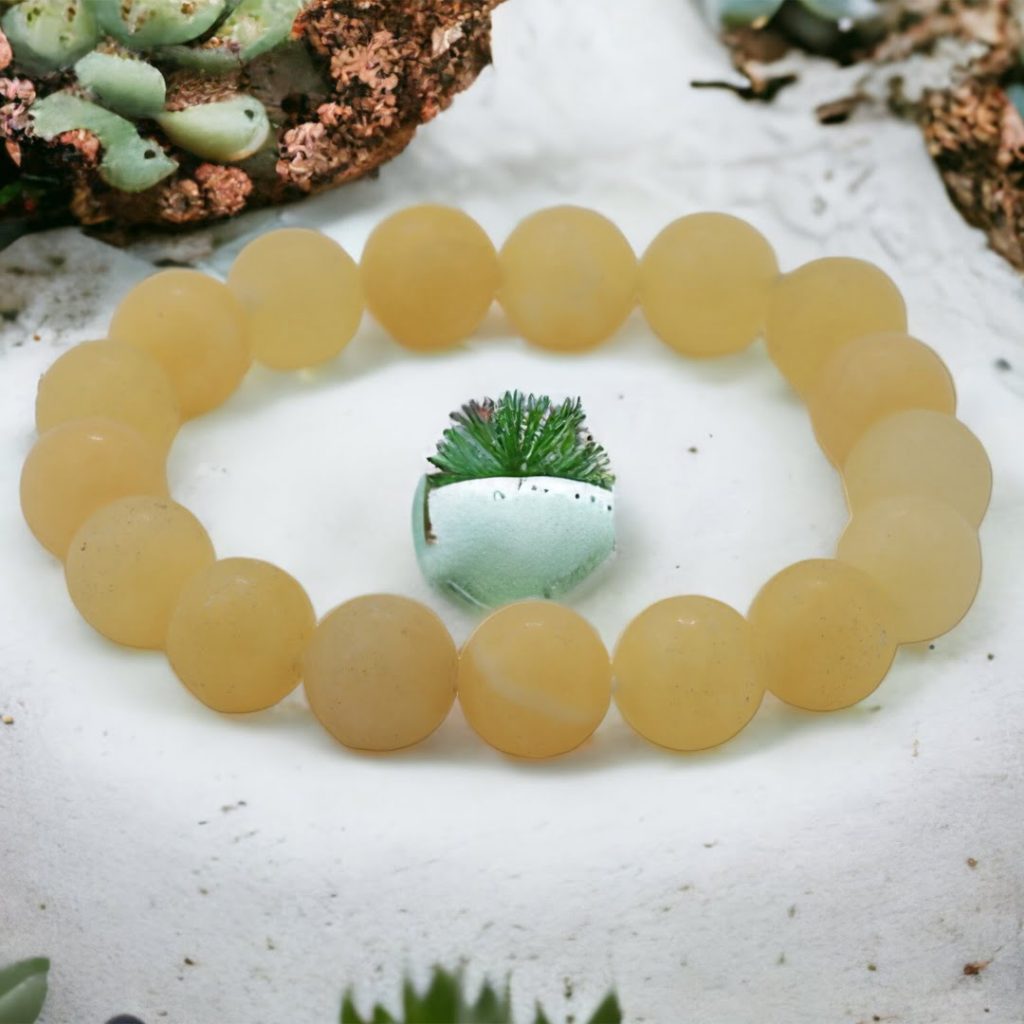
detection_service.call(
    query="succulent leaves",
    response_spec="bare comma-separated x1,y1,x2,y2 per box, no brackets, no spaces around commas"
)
2,0,289,187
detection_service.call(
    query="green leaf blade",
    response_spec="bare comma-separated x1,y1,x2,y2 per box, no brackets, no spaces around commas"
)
0,958,50,1024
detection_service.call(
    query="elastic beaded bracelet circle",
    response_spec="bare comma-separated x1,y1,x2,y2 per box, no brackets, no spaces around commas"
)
19,205,992,760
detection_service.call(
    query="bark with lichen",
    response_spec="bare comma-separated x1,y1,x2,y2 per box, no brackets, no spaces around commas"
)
711,0,1024,271
0,0,501,236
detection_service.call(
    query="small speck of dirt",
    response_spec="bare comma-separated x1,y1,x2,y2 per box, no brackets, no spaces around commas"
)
266,937,276,951
38,903,46,911
197,820,208,826
777,952,786,965
2,714,13,725
986,653,995,661
563,978,574,999
184,957,195,966
967,857,978,869
703,840,717,849
688,446,698,454
929,644,936,650
963,960,990,976
788,905,797,918
995,358,1012,371
867,963,877,971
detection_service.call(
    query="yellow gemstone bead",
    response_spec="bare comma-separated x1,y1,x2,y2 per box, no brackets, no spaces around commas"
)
843,410,991,527
109,269,251,418
167,558,316,713
837,496,981,644
458,601,611,758
35,339,181,453
613,596,764,751
66,496,215,649
361,205,498,351
20,417,168,559
809,333,956,466
748,559,897,711
303,595,457,751
639,213,778,357
498,206,637,352
765,257,907,394
228,228,363,370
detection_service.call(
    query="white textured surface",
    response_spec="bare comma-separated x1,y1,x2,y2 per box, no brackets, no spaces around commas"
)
2,2,1024,1022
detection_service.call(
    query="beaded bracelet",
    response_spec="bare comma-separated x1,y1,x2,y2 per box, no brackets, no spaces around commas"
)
19,205,991,759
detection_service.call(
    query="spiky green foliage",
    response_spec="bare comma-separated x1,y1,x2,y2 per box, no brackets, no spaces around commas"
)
427,391,615,492
341,967,622,1024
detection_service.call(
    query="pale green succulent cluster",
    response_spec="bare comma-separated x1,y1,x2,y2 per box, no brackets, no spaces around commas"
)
703,0,884,32
1,0,305,191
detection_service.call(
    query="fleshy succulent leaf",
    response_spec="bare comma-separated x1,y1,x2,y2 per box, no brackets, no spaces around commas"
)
702,0,786,28
428,391,615,491
1,0,99,72
156,95,271,162
162,0,304,69
30,92,178,192
0,957,49,1024
94,0,228,48
74,51,167,118
1008,83,1024,120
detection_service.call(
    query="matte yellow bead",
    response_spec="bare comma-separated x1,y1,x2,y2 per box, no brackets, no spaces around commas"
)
167,558,316,713
228,228,363,370
66,496,215,649
613,596,764,751
748,559,897,711
765,257,907,394
639,213,778,357
303,595,457,751
109,269,251,418
837,496,981,644
458,601,611,758
20,417,168,559
35,339,181,453
809,333,956,466
843,410,991,527
361,205,498,351
498,206,637,352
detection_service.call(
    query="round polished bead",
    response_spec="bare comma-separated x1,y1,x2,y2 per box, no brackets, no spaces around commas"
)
228,228,363,370
66,496,215,649
639,213,778,357
20,417,168,559
167,558,316,713
613,596,764,751
765,257,907,394
843,410,991,527
458,601,611,758
748,559,897,711
809,333,956,466
498,206,637,352
360,205,498,351
109,269,251,418
303,595,457,751
837,496,981,644
35,339,180,452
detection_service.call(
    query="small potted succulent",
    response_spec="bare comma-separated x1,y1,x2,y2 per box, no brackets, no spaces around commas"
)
413,391,616,608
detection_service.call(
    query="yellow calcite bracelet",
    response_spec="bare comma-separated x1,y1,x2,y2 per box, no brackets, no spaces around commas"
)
19,206,992,759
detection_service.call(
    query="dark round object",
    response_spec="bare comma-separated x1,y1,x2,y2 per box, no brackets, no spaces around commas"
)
104,1016,146,1024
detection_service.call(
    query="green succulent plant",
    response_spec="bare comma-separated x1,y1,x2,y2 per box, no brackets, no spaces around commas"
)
703,0,883,29
1,0,304,192
427,391,615,492
341,966,623,1024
